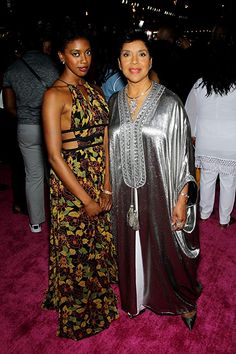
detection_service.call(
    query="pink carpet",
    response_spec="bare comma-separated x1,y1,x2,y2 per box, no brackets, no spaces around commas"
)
0,162,235,354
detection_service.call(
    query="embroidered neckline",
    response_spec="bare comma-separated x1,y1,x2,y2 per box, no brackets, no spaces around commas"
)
118,81,165,188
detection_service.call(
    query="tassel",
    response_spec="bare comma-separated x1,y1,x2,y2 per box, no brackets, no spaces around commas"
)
127,204,140,231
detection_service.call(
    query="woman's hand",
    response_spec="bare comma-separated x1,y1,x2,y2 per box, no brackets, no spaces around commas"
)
171,196,188,231
84,199,102,217
99,192,112,211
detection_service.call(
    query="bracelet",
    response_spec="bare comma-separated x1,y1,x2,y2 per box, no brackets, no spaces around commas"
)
180,192,189,199
101,188,112,195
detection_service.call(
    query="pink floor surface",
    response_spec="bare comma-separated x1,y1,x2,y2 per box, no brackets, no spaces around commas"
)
0,163,235,354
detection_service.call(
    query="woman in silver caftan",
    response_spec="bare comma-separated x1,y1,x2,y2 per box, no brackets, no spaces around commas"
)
108,31,201,329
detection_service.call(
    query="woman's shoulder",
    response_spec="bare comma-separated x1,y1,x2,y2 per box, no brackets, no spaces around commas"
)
109,90,120,102
160,85,184,107
48,79,71,92
44,79,71,102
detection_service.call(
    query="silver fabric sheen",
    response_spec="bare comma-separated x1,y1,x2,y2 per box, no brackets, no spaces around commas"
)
108,82,201,315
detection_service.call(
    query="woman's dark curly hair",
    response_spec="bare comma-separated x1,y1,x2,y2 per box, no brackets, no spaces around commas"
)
200,40,236,96
55,20,92,53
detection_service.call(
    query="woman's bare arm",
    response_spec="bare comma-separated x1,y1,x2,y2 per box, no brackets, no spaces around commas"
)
3,87,17,117
172,183,189,230
42,88,102,217
99,126,112,211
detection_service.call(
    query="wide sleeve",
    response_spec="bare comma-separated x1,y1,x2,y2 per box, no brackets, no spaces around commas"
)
167,98,197,203
169,99,198,235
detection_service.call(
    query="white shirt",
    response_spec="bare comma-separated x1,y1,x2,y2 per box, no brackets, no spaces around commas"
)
185,79,236,175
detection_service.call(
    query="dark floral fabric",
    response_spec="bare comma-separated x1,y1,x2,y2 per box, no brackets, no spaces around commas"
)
43,82,118,340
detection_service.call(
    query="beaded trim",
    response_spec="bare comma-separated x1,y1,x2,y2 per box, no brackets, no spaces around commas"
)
196,155,236,176
118,82,165,188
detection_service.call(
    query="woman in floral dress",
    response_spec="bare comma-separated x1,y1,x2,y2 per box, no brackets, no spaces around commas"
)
42,24,118,340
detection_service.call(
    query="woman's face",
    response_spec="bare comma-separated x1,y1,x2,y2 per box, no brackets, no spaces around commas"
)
59,37,92,78
119,40,152,83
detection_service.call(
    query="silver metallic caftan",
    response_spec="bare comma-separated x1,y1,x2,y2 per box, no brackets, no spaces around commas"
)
108,82,201,316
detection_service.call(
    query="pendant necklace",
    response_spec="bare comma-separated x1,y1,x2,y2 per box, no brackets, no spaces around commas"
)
126,82,152,114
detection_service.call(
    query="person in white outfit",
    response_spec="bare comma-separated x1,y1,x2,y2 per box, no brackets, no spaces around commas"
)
185,39,236,228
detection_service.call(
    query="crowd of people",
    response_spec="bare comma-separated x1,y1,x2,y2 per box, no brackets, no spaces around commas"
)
0,18,235,341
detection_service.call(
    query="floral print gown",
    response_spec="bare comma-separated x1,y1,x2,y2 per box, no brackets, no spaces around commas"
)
43,82,118,340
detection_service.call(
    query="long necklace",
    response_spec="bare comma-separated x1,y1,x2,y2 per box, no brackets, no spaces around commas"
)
126,82,152,114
